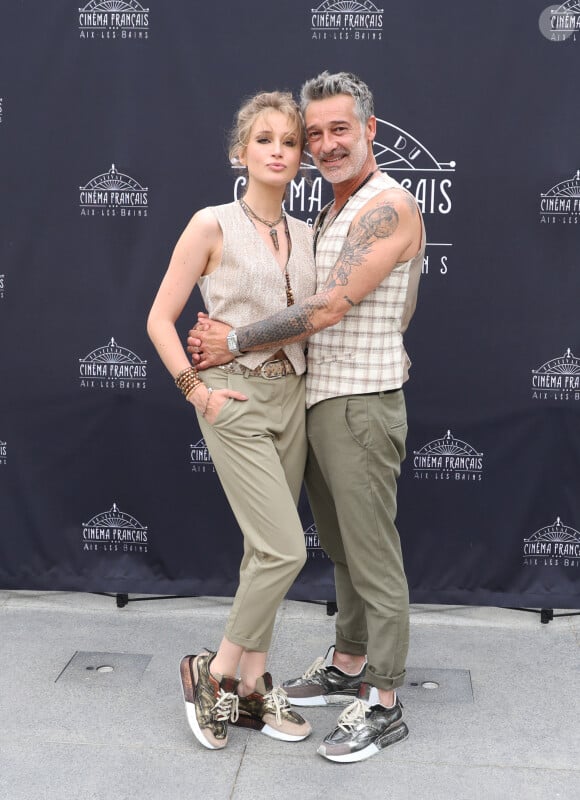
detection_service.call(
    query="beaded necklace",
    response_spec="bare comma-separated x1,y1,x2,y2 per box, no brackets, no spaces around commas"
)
239,199,294,307
239,199,286,251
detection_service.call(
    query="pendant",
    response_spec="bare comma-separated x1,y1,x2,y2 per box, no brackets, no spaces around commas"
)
270,227,279,251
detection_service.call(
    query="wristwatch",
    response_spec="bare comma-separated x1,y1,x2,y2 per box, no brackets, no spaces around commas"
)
226,329,242,357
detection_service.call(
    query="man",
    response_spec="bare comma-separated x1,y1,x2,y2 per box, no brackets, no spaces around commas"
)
188,71,425,763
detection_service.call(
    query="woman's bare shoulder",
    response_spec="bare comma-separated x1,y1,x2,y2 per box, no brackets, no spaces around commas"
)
179,206,222,245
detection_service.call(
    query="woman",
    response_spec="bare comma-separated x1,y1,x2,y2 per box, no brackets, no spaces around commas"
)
147,91,316,751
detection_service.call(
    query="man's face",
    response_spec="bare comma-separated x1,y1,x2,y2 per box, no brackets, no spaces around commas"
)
304,94,375,184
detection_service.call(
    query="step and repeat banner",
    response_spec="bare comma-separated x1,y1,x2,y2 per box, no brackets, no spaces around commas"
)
0,2,578,608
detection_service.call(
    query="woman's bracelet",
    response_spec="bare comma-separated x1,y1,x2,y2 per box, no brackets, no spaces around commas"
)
175,366,202,399
201,387,213,417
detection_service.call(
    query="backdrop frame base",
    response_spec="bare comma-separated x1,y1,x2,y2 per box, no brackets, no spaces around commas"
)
505,607,580,624
96,594,580,624
95,593,339,615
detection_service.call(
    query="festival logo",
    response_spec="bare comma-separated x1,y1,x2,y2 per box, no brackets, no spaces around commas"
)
79,164,148,217
190,438,216,474
523,517,580,568
531,348,580,401
373,118,456,277
79,337,147,390
232,119,456,276
0,439,6,466
413,430,484,481
304,523,329,560
310,1,384,41
82,502,149,554
78,0,150,39
539,170,580,224
0,273,4,300
539,2,580,42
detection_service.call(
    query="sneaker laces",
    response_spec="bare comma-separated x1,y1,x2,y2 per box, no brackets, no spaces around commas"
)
212,689,239,723
336,698,368,732
263,686,292,725
301,655,327,679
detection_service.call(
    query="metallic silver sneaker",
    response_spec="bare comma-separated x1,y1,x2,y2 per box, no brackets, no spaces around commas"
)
232,673,312,741
282,647,365,707
179,652,239,750
317,684,409,763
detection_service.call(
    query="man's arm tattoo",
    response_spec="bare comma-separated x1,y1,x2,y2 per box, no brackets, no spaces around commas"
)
237,292,331,352
236,200,403,351
327,202,399,290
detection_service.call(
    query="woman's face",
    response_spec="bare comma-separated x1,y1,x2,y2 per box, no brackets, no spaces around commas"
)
239,110,302,188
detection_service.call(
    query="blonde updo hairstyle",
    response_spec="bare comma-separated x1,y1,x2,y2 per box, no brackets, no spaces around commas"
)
228,90,305,170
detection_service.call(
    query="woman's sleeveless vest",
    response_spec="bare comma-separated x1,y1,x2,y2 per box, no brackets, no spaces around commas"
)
198,201,316,373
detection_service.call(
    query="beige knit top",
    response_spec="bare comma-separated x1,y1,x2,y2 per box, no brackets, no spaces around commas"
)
198,201,316,373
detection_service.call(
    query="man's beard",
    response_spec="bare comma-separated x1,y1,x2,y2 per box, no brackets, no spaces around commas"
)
315,136,369,184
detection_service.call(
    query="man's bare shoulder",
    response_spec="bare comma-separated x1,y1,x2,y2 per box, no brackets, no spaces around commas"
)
359,186,418,218
349,186,420,241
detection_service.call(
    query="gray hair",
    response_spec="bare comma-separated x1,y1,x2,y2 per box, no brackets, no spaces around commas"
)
300,71,375,124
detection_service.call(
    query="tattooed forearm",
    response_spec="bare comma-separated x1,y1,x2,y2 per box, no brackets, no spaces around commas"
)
235,196,411,353
237,292,332,352
326,202,399,289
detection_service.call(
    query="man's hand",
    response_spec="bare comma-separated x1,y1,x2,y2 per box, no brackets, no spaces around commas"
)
187,313,234,370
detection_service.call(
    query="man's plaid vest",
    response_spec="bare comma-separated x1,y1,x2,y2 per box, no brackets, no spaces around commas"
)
306,171,425,408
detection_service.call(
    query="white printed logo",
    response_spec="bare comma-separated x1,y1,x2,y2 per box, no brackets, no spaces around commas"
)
232,117,455,275
79,337,147,390
413,430,484,481
523,517,580,568
0,439,6,466
0,273,5,300
304,523,329,560
79,0,150,40
373,118,456,276
531,348,580,401
82,502,149,553
539,2,580,42
310,1,384,41
79,164,148,217
539,170,580,224
190,438,216,474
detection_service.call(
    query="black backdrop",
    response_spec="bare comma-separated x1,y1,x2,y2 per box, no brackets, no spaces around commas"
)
1,1,579,607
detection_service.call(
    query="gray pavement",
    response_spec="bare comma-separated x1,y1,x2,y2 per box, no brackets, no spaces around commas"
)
1,590,579,800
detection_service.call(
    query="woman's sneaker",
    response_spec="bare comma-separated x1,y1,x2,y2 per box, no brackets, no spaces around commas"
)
282,647,365,706
179,652,239,750
232,673,312,741
317,683,409,763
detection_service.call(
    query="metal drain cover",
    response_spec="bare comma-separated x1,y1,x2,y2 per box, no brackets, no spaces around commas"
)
56,651,152,687
403,668,473,704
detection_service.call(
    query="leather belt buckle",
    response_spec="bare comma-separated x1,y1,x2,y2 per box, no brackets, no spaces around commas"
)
260,359,285,379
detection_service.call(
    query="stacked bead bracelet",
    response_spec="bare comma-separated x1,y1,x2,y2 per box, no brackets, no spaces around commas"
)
175,367,213,416
175,367,203,399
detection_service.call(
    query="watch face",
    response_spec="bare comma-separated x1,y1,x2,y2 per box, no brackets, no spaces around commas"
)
227,331,238,352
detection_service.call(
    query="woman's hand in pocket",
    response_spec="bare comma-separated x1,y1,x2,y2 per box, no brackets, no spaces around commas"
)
190,386,248,425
